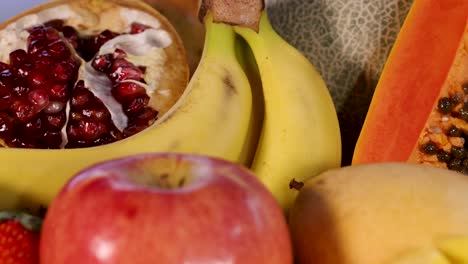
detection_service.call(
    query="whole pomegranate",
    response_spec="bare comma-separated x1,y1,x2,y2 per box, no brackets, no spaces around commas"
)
0,0,188,149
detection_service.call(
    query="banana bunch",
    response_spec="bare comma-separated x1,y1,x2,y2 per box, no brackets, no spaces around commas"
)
0,0,341,214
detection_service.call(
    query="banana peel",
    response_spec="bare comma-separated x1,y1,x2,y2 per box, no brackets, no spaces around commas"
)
389,248,451,264
437,236,468,264
387,236,468,264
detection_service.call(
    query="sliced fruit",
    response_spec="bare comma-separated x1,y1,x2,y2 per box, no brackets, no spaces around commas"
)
352,0,468,172
0,0,188,149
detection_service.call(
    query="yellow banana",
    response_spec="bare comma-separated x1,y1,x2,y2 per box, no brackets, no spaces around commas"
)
235,36,264,168
0,15,252,212
234,12,342,213
437,236,468,263
388,248,451,264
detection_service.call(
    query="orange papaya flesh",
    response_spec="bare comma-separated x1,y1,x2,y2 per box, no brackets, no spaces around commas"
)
353,0,468,172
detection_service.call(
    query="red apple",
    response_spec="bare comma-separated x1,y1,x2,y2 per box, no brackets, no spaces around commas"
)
40,153,293,264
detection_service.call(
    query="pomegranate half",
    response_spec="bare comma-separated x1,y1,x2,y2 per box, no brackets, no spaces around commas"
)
0,0,189,211
0,0,188,148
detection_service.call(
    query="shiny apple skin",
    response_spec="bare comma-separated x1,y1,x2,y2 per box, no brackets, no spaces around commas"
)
39,153,293,264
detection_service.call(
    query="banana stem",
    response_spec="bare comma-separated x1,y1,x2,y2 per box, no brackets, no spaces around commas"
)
198,0,264,32
202,14,237,59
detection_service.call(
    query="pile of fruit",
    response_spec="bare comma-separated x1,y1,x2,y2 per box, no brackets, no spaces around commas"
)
0,0,467,263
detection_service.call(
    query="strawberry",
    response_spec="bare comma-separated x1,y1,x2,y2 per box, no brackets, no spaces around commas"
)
0,211,42,264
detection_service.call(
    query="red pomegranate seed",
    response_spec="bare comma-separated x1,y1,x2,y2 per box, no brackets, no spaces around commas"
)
110,64,143,83
27,26,45,36
11,99,37,122
61,26,79,49
35,49,52,59
53,62,73,82
136,107,158,122
9,50,28,67
28,89,50,111
113,49,127,59
111,58,131,70
28,26,64,56
70,111,83,121
44,101,65,114
33,56,53,70
94,30,120,47
71,83,91,107
45,112,66,128
21,116,43,136
112,82,146,102
15,64,32,78
71,120,108,141
48,40,71,58
45,27,61,41
10,137,37,148
130,22,151,34
28,71,47,87
123,96,149,115
28,38,47,55
0,69,12,88
0,112,13,139
92,54,113,73
0,86,11,111
124,107,158,136
81,107,110,122
83,121,108,140
66,124,79,138
12,84,30,97
49,83,69,101
43,130,63,148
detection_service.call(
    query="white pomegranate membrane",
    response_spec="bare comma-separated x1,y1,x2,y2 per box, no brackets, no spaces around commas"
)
0,5,174,149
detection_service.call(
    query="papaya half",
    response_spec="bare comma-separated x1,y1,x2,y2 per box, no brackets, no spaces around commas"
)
353,0,468,173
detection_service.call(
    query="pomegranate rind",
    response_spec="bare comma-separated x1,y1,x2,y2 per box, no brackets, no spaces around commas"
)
143,0,205,74
352,0,468,165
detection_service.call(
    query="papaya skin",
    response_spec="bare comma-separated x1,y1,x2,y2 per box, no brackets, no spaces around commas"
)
352,0,468,165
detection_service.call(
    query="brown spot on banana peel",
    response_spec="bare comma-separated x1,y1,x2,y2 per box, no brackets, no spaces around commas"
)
198,0,264,32
223,70,238,97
